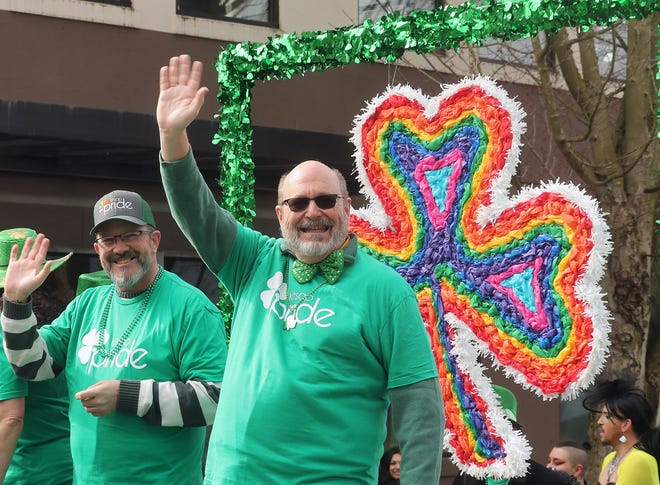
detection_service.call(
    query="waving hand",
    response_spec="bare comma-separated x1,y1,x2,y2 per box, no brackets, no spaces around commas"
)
2,234,52,303
157,54,209,161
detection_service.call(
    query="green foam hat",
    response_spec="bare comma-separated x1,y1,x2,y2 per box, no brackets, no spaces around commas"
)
492,384,521,429
76,270,112,296
0,228,72,288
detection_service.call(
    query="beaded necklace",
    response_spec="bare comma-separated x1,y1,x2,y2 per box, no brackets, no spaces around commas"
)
606,446,633,483
283,258,327,330
95,267,163,359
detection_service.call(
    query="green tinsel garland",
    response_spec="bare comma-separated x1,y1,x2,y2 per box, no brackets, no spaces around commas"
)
213,0,660,228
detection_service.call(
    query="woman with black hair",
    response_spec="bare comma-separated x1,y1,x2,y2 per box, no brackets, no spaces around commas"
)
378,446,401,485
583,377,660,485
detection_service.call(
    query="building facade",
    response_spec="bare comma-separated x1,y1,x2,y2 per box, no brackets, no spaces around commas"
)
0,1,578,482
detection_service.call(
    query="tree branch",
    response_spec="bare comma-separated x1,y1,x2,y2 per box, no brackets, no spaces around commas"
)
531,33,596,184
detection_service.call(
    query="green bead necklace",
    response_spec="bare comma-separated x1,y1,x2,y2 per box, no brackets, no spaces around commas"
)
95,266,163,359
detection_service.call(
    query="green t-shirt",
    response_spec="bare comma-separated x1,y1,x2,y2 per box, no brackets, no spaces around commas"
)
203,224,438,484
0,336,72,485
40,269,226,485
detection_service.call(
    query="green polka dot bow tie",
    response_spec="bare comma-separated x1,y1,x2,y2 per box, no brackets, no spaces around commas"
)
292,250,344,284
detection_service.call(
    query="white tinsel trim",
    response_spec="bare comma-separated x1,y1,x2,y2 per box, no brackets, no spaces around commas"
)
470,179,612,400
350,83,429,229
445,316,531,479
350,77,612,399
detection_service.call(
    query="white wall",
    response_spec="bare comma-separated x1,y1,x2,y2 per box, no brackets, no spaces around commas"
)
0,0,542,84
0,0,358,42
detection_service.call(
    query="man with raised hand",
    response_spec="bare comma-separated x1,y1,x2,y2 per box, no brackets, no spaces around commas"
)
1,193,227,484
157,54,445,484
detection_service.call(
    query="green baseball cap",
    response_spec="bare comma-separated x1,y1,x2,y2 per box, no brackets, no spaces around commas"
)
0,228,72,288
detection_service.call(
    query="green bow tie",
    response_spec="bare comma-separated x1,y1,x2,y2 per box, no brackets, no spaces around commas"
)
292,250,344,284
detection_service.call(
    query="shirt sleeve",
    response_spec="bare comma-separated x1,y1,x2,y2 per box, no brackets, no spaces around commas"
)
115,288,227,427
390,377,445,485
1,297,59,381
379,290,439,389
116,379,220,427
0,333,28,401
159,148,238,274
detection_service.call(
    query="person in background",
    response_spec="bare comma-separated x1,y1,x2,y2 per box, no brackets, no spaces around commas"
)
378,446,402,485
547,441,590,484
157,54,444,484
0,228,73,485
452,385,578,485
1,192,228,484
582,377,660,485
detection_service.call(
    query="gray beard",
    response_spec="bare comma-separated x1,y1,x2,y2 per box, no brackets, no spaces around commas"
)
102,253,150,290
287,233,345,258
282,218,349,259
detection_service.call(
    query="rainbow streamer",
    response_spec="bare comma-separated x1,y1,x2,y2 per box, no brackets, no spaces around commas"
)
348,78,612,479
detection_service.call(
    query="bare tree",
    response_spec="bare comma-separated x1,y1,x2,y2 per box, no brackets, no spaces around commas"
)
377,0,659,469
423,15,660,482
364,4,658,482
528,17,659,482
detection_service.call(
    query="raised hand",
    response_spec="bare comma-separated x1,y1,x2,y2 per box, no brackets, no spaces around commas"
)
157,54,209,161
2,234,52,303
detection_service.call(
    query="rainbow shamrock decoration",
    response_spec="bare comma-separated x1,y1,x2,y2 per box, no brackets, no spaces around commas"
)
348,78,612,479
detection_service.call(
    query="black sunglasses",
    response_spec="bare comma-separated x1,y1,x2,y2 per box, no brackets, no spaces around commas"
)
281,194,344,212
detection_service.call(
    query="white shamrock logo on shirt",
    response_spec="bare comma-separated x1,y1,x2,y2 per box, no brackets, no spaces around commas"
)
77,329,108,364
260,271,286,309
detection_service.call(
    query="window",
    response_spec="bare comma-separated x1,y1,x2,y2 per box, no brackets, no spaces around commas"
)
359,0,442,23
478,25,627,79
478,37,537,68
593,23,627,81
177,0,278,26
81,0,131,6
55,253,220,308
165,258,220,305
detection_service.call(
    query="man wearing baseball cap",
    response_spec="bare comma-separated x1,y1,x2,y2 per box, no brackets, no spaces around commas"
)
89,189,157,235
1,190,228,484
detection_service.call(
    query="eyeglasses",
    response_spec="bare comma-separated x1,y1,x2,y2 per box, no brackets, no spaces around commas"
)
94,230,154,249
281,194,344,212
